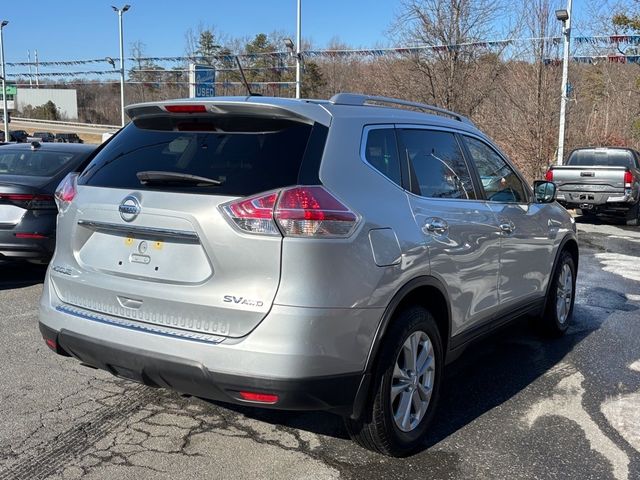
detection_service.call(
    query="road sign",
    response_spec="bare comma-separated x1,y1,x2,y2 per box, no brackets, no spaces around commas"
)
189,64,216,98
4,85,16,96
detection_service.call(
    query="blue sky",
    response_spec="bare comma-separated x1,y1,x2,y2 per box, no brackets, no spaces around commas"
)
4,0,400,64
0,0,620,66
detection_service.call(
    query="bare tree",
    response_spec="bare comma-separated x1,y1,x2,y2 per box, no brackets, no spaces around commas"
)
391,0,514,115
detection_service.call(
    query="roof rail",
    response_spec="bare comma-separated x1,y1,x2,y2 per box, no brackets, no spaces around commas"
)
329,93,475,126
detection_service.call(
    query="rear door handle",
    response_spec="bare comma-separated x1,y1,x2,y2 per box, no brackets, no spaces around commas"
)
499,222,516,234
424,217,449,235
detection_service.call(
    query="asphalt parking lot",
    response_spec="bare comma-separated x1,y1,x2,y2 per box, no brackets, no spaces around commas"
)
1,215,639,480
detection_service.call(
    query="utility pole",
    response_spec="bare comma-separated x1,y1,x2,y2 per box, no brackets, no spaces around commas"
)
0,21,9,143
295,0,301,98
556,0,573,165
112,5,130,127
35,49,39,87
28,50,32,87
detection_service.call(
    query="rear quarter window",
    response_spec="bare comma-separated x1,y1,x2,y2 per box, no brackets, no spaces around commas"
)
79,117,320,197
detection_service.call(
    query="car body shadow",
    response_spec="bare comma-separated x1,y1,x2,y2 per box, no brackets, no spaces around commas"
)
205,315,597,451
0,262,47,291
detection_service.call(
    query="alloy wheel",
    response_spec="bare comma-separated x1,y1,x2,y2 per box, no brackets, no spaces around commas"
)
390,330,435,432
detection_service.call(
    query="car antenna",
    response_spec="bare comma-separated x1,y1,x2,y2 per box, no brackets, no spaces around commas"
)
235,56,261,97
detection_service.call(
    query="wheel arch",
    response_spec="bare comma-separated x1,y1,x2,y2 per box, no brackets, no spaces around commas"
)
542,233,579,311
350,275,452,419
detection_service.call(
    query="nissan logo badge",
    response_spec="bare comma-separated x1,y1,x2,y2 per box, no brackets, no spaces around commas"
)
119,196,141,222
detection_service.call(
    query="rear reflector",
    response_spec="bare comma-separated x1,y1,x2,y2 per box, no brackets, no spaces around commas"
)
45,338,57,351
54,173,79,213
15,233,47,239
238,391,279,404
545,169,553,182
165,104,207,113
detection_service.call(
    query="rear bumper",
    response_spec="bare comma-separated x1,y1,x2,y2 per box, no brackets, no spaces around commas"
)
556,190,636,207
0,213,56,261
0,236,55,260
38,277,381,415
39,322,361,414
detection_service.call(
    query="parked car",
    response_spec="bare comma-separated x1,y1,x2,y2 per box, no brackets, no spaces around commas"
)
39,94,578,456
32,132,56,143
0,142,96,263
0,131,16,142
10,130,29,143
54,132,83,144
548,146,640,225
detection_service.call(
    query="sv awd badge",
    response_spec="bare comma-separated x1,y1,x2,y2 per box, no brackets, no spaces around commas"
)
223,295,264,307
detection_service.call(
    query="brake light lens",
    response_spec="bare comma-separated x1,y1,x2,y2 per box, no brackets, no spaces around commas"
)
545,169,553,181
221,186,360,238
54,173,79,213
275,186,359,237
165,104,207,113
624,170,633,186
222,191,280,235
0,193,56,210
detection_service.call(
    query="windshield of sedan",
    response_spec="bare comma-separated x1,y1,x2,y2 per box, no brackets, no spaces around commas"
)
0,149,79,176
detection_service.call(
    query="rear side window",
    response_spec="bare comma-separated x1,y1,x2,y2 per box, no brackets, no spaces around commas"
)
79,117,315,196
567,149,636,167
363,128,402,186
0,149,79,176
398,129,476,199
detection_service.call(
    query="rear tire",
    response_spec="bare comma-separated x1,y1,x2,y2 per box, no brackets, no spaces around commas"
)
541,250,576,336
626,202,640,226
345,306,443,456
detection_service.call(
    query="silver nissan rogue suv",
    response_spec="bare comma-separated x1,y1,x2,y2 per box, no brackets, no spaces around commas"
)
39,93,578,456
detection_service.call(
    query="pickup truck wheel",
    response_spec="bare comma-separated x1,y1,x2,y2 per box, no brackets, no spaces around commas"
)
541,250,576,336
626,202,640,226
345,306,443,456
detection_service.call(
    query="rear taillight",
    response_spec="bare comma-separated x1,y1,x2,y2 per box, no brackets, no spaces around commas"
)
275,186,359,238
0,193,56,210
222,191,280,235
222,186,360,238
624,170,633,186
545,169,553,181
54,173,78,213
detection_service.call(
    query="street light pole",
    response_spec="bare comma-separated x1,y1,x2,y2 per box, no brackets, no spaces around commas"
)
112,5,130,127
556,0,572,166
295,0,301,98
0,21,9,143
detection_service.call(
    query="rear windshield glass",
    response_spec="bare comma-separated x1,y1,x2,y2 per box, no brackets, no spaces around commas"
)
0,149,81,176
567,149,636,167
79,117,314,196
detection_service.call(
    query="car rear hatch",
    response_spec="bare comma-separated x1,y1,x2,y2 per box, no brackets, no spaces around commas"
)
50,99,330,339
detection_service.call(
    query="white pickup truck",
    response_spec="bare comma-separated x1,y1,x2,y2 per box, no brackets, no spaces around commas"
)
547,147,640,225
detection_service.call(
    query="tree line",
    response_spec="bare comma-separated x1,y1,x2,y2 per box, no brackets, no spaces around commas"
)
16,0,640,181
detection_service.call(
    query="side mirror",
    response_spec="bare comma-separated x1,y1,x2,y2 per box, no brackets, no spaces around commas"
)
533,180,556,204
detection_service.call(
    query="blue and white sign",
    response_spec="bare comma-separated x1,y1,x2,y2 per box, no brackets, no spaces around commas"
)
189,64,216,98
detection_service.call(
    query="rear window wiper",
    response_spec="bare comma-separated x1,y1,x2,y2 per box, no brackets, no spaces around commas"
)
136,171,223,186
